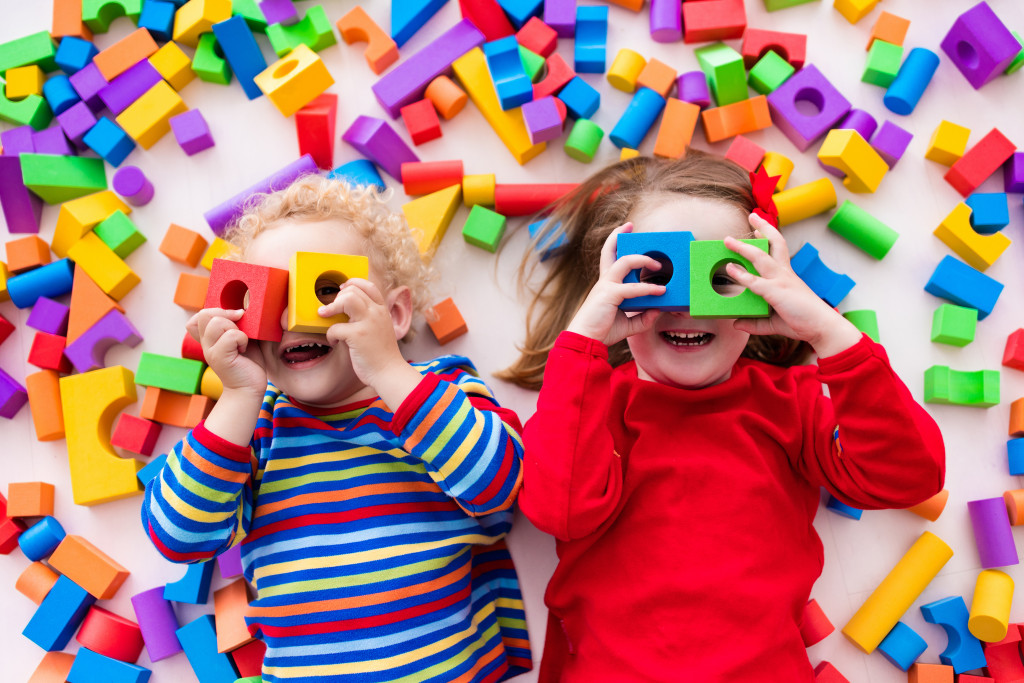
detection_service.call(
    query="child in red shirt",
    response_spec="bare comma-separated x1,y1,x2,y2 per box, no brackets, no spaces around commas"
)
500,152,945,682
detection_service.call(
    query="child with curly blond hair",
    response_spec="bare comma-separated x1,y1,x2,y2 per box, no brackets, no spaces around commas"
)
142,174,532,682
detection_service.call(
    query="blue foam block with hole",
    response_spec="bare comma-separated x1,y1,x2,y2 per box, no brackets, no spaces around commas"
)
616,231,694,311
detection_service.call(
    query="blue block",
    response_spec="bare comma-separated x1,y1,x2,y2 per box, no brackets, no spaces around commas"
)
22,575,96,651
497,0,543,28
925,255,1004,320
884,47,940,116
68,647,152,683
391,0,448,47
528,219,566,261
966,192,1009,234
212,15,268,100
177,615,241,683
138,453,168,486
1008,438,1024,475
164,560,216,604
610,87,666,149
790,243,855,308
558,76,600,119
18,516,66,561
83,117,136,167
825,495,862,520
8,258,75,309
920,596,987,673
327,159,386,192
574,5,608,73
55,37,99,75
617,231,695,311
877,621,927,672
483,37,534,111
43,74,82,116
138,0,176,41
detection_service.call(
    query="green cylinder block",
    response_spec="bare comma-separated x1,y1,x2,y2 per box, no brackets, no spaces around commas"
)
564,118,604,163
827,200,899,260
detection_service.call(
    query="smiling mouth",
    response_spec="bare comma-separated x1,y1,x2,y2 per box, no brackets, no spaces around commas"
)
281,342,332,364
661,331,714,346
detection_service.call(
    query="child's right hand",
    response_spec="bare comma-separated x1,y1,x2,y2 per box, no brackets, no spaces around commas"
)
186,308,267,397
566,223,666,346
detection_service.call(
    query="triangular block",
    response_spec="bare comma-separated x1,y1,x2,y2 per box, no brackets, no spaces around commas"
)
67,265,124,343
392,0,449,47
402,184,462,255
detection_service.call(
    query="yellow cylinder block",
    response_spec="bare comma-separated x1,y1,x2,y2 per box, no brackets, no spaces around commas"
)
774,178,837,227
969,569,1014,642
463,174,496,207
607,48,647,93
200,366,223,402
761,151,794,192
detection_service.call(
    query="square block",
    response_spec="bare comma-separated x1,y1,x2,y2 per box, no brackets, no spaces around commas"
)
636,58,677,98
286,252,369,333
926,120,970,166
174,272,210,311
966,193,1009,234
7,482,56,517
940,2,1020,89
149,41,195,91
7,235,51,273
689,239,771,318
868,11,910,49
462,205,508,252
110,413,162,456
94,210,145,258
28,331,72,373
521,96,563,144
767,63,851,152
205,258,289,341
159,223,209,266
748,49,794,94
400,99,442,146
428,297,467,345
254,44,334,118
931,303,977,347
169,109,214,155
617,231,695,311
6,65,46,99
862,40,902,87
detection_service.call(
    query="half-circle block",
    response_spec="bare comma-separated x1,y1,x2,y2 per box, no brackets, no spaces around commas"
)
163,560,215,605
76,606,145,662
790,243,855,308
920,595,988,673
933,202,1010,271
337,6,399,75
924,366,1000,408
64,309,143,373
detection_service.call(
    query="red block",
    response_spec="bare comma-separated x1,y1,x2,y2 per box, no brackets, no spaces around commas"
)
945,128,1017,197
741,27,808,69
231,636,267,677
204,259,289,342
111,414,162,456
725,135,766,172
981,623,1024,682
458,0,516,41
76,606,145,663
0,492,27,555
400,99,442,146
0,313,13,346
799,598,835,647
683,0,746,43
516,16,557,57
295,93,337,170
533,53,575,100
182,330,205,363
402,160,464,195
1004,329,1024,371
494,183,579,216
28,331,72,373
813,661,850,683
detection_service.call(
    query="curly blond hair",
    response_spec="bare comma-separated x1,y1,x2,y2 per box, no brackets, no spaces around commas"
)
223,174,436,323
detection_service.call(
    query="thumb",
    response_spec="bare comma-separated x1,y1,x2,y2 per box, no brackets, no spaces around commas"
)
624,309,660,338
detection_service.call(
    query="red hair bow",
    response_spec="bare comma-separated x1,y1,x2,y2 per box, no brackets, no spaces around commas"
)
749,166,781,228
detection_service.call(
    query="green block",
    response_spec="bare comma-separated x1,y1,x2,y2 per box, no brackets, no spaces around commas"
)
232,0,269,33
763,0,818,10
862,40,903,87
689,239,770,319
748,50,794,95
827,200,898,260
266,5,338,57
193,33,233,85
519,46,545,81
0,82,53,130
94,210,146,259
20,154,107,204
842,309,879,343
695,43,748,107
564,118,603,163
462,205,507,253
83,0,144,33
0,31,58,75
1006,32,1024,75
235,678,263,683
931,304,977,347
924,365,999,407
136,352,205,394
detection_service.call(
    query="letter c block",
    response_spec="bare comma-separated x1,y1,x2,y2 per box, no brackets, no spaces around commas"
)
205,258,289,342
288,252,369,333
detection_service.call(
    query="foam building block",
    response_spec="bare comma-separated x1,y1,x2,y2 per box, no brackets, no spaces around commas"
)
56,36,99,74
884,48,939,115
817,129,887,193
20,154,108,204
906,489,949,522
342,115,420,180
428,297,468,344
516,16,557,57
135,352,204,394
111,413,162,456
200,367,223,401
701,95,772,143
484,36,533,110
462,173,496,206
0,491,28,551
925,255,1004,319
424,75,468,119
543,0,574,36
17,561,59,604
558,76,600,120
0,155,44,235
66,647,150,683
176,614,238,682
66,232,139,300
97,57,162,115
1004,330,1024,371
1005,153,1024,193
921,596,988,672
814,662,851,683
174,272,210,311
7,65,46,100
933,202,1010,271
941,2,1020,89
826,495,862,519
493,183,577,215
966,193,1009,234
205,259,289,342
681,0,746,42
607,49,645,92
8,481,56,517
878,621,928,671
926,120,970,166
790,243,854,307
862,40,902,87
211,15,267,100
799,599,835,647
402,183,462,253
264,5,338,57
654,98,700,157
924,366,1000,408
22,575,96,651
138,0,175,40
172,0,232,47
868,12,910,49
25,370,64,440
0,30,58,74
907,663,954,683
149,41,195,91
328,159,386,192
458,204,504,251
931,304,977,347
945,128,1017,198
337,6,399,75
217,543,243,578
295,93,336,169
400,98,442,145
33,125,74,155
610,87,666,150
497,0,542,29
94,210,145,258
213,578,253,652
649,0,681,42
741,28,806,70
192,29,234,83
28,331,72,374
564,118,603,162
7,235,51,273
112,166,155,207
522,96,564,144
969,497,1018,567
749,49,794,94
533,52,575,100
76,606,145,662
575,5,607,73
969,569,1014,642
695,42,747,107
636,58,676,98
254,44,334,117
528,218,567,261
8,258,75,309
19,516,66,561
130,586,182,661
260,0,298,25
64,309,143,374
287,252,369,333
827,201,898,259
204,154,318,235
68,61,108,111
689,239,770,318
52,190,131,258
981,623,1024,681
113,80,187,149
768,64,851,152
140,387,214,428
617,231,694,311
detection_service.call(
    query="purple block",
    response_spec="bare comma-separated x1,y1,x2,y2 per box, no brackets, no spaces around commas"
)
27,297,71,335
217,543,243,578
204,154,319,235
113,165,155,206
1005,152,1024,193
968,497,1019,568
371,19,485,118
521,96,563,144
169,109,214,156
68,62,109,112
544,0,576,37
57,100,99,149
0,367,28,419
99,60,162,115
341,116,420,180
871,120,913,169
677,71,711,108
0,156,43,233
32,126,74,156
63,309,143,374
650,0,682,43
131,587,183,662
941,1,1020,89
260,0,299,25
1,126,36,156
767,64,851,153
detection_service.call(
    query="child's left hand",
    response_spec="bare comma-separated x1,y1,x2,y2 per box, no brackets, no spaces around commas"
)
722,213,863,358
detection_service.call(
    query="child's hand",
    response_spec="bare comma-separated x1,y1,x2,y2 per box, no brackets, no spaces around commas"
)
186,308,267,397
723,213,863,358
566,223,667,346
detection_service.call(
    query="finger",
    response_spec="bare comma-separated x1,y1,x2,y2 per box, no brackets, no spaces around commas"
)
328,286,373,324
724,236,776,276
749,213,790,260
200,315,241,350
604,253,664,283
623,308,660,337
615,282,667,301
600,222,634,274
338,278,385,306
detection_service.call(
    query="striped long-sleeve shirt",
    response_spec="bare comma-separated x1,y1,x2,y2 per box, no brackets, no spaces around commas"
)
142,355,532,682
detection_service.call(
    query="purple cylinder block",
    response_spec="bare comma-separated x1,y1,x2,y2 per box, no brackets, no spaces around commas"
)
131,587,183,661
204,154,319,235
968,497,1019,569
113,165,155,206
650,0,682,43
677,71,711,108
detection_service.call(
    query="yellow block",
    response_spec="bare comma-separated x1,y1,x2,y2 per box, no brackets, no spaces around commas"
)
60,366,144,506
255,44,335,118
817,128,888,193
969,569,1014,642
201,366,223,401
149,41,196,91
66,233,140,300
5,65,45,99
933,202,1010,271
607,48,646,92
201,237,236,270
462,173,496,207
451,48,545,166
403,184,462,255
925,120,970,166
0,261,9,302
843,531,953,653
620,147,640,161
774,178,837,227
115,80,188,149
833,0,880,24
52,190,132,258
172,0,232,47
761,151,794,192
287,252,370,333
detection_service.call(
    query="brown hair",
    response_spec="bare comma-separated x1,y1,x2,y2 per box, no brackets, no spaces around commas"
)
497,151,811,390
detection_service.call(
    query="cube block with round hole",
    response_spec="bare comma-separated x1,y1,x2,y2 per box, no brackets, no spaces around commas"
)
287,252,369,333
689,239,771,319
254,44,335,118
616,230,694,311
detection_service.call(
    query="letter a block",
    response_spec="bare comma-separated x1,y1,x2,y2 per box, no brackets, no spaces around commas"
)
205,259,289,342
287,252,369,333
689,239,771,318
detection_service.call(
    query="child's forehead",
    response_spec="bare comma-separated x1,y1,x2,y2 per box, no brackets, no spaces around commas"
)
628,193,749,240
246,218,371,267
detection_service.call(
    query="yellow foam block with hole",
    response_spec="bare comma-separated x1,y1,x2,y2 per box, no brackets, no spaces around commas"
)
925,120,970,166
287,252,370,333
817,129,888,193
59,366,144,506
172,0,232,47
52,190,132,258
933,202,1010,271
451,48,545,166
149,41,196,91
66,233,140,300
403,184,463,256
254,44,335,118
115,80,188,149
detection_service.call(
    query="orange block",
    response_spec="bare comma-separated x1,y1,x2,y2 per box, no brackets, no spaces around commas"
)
214,578,254,652
1004,489,1024,525
93,27,159,80
7,482,55,518
336,6,399,75
907,489,949,522
16,561,59,604
48,535,130,600
1011,397,1024,437
701,95,772,143
425,75,468,120
867,11,910,50
26,370,65,441
636,58,677,98
6,235,51,274
160,223,209,266
427,297,468,345
908,663,954,683
605,0,644,10
140,386,214,428
28,652,75,683
67,265,125,343
52,0,92,40
175,272,211,311
653,98,700,159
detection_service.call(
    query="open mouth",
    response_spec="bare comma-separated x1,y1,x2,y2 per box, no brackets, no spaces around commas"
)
661,331,714,347
280,341,332,364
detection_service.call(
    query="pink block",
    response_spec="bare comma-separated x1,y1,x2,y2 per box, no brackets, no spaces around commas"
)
63,309,144,374
169,109,214,156
724,135,765,172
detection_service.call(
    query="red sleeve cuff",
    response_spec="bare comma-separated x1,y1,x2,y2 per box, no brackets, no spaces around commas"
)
816,333,884,378
192,421,252,463
554,330,610,359
390,372,442,435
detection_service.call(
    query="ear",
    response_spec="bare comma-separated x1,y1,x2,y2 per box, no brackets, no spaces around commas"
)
386,285,414,340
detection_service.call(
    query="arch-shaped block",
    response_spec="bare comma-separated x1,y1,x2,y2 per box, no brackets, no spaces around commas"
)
920,595,988,673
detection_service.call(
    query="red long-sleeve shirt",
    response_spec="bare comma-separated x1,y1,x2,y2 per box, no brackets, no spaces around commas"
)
521,331,945,682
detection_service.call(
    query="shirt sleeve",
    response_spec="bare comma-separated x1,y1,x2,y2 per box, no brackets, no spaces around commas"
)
390,365,524,517
141,420,255,563
796,334,946,510
519,331,624,542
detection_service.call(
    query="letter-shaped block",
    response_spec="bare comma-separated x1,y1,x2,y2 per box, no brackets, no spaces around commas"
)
924,366,1000,408
484,36,533,110
76,606,145,663
23,575,97,651
341,115,420,180
931,304,977,347
827,201,898,260
328,159,386,192
337,6,399,75
700,95,771,143
67,647,151,682
941,2,1020,89
130,587,182,661
884,48,939,115
288,252,369,333
925,255,1003,320
428,297,468,344
921,596,988,673
254,44,334,118
67,232,140,300
933,202,1010,271
968,497,1018,566
204,155,318,235
575,6,608,73
533,52,575,100
790,243,854,308
689,239,770,318
817,129,887,193
969,569,1014,642
402,184,462,254
176,615,239,681
617,231,694,311
774,178,837,227
945,128,1017,198
213,578,253,652
264,5,338,57
768,64,850,152
64,309,142,373
205,259,289,342
164,561,216,604
172,0,231,47
878,621,928,672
